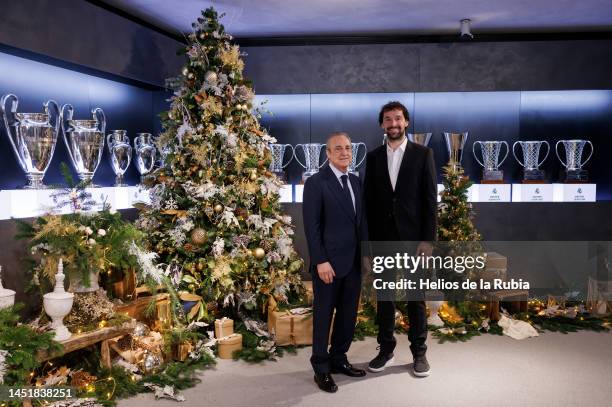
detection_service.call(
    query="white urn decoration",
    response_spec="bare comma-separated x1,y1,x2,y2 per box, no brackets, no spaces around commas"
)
43,259,74,341
0,266,16,309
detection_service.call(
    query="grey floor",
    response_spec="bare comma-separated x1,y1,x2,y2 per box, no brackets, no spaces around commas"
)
119,331,612,407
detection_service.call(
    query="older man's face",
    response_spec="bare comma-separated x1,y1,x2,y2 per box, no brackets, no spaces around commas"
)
327,135,352,172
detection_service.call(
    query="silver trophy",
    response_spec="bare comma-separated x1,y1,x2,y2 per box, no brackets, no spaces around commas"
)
107,130,132,187
134,133,157,184
512,140,550,182
443,132,469,169
555,139,593,183
294,143,327,181
407,133,432,147
0,94,60,188
268,143,294,181
61,104,106,185
348,142,367,175
473,140,509,183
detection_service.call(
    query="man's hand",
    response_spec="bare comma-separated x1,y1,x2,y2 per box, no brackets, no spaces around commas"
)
416,242,433,257
317,262,336,284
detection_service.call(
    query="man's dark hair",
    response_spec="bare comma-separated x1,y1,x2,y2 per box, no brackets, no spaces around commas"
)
378,101,410,125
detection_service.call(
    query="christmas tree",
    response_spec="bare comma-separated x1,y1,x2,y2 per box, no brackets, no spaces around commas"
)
437,164,481,242
136,8,303,324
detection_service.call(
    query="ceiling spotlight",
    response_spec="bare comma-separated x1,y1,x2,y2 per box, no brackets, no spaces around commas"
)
460,18,473,40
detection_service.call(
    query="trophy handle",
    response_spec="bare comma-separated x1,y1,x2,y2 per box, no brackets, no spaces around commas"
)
44,100,61,137
93,108,106,134
581,140,594,166
319,144,328,168
538,141,550,167
354,142,367,168
472,141,484,167
555,140,567,168
293,144,306,168
106,132,115,152
134,135,142,151
0,93,26,171
60,104,78,168
498,141,509,166
512,141,524,167
282,144,294,168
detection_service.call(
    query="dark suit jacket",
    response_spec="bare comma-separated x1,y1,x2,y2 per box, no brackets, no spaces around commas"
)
364,140,437,242
303,165,368,278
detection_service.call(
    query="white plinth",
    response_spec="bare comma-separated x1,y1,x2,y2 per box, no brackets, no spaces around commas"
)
511,184,554,202
552,183,596,202
294,184,304,203
279,184,293,203
470,184,512,202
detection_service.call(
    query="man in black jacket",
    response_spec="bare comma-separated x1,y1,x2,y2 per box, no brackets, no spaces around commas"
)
303,132,368,393
364,101,437,377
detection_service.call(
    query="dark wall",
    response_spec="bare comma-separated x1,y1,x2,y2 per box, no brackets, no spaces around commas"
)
243,40,612,94
0,0,184,87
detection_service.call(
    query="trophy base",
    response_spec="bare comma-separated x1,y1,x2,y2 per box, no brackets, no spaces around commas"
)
302,171,317,182
563,169,589,183
349,170,360,177
522,169,546,183
481,170,504,183
25,174,47,189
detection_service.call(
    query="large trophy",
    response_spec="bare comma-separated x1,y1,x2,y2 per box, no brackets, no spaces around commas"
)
348,142,367,175
407,132,432,147
268,143,294,181
294,143,327,181
0,94,60,188
61,104,106,185
555,139,593,183
134,133,157,184
107,130,132,187
443,132,468,169
512,140,549,182
473,140,509,183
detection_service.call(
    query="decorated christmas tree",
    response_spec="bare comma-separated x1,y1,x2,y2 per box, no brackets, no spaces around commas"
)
437,164,481,242
136,8,304,324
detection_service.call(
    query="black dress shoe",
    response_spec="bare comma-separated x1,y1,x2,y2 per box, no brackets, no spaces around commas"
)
330,362,367,377
314,373,338,393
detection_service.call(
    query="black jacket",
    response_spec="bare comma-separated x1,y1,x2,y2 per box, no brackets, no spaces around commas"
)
303,165,368,278
364,141,437,242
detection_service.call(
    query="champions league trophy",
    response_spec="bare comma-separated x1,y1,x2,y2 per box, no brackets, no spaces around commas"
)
555,139,593,183
294,143,327,181
512,140,550,182
443,132,469,170
107,130,132,187
0,94,60,188
268,143,294,181
407,133,432,147
348,142,366,176
61,104,106,185
472,140,509,183
134,133,157,184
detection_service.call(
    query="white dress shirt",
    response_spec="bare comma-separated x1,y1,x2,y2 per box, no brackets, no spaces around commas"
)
387,136,407,191
329,163,356,212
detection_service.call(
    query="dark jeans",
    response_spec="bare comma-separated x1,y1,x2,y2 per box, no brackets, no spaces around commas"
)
376,300,428,356
310,266,361,375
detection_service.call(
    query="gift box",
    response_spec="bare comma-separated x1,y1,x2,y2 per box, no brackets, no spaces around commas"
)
302,281,314,305
268,308,313,346
175,341,194,362
217,333,243,359
215,317,234,338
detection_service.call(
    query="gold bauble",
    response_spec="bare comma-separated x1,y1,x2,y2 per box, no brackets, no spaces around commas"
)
253,247,265,259
214,204,223,213
249,171,257,181
191,228,207,245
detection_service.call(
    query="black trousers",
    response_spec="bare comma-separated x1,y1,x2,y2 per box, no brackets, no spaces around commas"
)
310,266,361,375
375,224,428,357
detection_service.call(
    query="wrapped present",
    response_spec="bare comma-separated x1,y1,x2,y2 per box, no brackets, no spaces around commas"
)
268,307,313,346
175,341,193,362
214,317,234,338
217,333,242,359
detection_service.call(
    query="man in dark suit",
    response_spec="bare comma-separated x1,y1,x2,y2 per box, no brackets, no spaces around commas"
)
364,101,437,377
303,132,368,393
